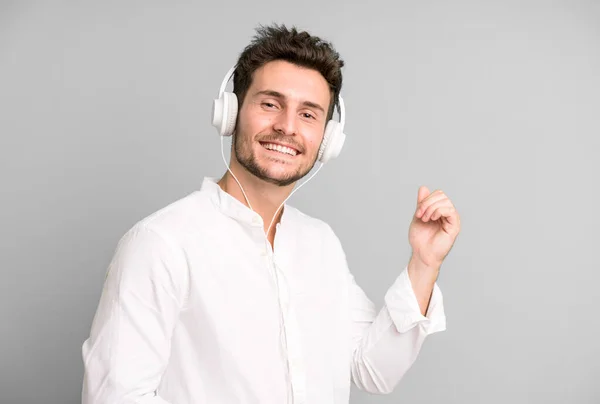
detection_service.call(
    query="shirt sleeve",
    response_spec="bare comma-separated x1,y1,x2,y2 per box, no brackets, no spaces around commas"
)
81,225,188,404
348,267,446,394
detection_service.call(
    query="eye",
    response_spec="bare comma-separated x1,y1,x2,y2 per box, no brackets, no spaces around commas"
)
301,112,316,120
262,102,278,109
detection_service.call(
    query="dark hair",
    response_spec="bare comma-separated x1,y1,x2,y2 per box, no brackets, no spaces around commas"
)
233,24,344,120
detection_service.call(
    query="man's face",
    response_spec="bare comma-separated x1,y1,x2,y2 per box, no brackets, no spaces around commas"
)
233,60,331,187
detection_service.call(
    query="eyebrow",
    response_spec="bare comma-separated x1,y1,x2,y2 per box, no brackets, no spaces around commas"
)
254,90,326,115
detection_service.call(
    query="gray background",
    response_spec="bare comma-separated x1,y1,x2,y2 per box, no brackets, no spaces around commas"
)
1,1,599,403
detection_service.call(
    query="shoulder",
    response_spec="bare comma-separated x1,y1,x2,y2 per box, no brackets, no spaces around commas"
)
108,191,212,280
129,189,216,240
105,190,215,270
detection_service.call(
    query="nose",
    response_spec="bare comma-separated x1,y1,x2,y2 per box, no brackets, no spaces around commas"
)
272,107,297,136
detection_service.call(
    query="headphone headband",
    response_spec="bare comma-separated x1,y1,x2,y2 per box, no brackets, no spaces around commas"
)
218,65,236,98
337,95,345,129
212,64,346,163
218,64,345,124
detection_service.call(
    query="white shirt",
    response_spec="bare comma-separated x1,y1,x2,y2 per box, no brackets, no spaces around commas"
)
81,177,446,404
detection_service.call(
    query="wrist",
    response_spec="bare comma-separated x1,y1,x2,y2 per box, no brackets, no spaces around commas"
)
407,255,440,316
408,255,441,282
409,253,441,272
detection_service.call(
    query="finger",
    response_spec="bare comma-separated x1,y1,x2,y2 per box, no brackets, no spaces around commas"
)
417,186,430,204
440,208,460,234
416,191,447,218
416,190,444,217
429,205,456,222
421,199,453,221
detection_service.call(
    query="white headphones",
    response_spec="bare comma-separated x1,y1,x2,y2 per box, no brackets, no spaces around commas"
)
211,65,346,163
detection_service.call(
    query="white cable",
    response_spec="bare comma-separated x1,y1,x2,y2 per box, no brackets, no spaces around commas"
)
220,133,324,239
220,135,254,211
221,136,321,404
265,161,323,239
217,64,334,404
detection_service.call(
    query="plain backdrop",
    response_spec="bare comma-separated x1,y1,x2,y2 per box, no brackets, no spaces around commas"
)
1,1,599,403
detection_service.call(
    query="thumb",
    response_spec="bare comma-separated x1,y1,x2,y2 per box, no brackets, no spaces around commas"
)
417,185,430,204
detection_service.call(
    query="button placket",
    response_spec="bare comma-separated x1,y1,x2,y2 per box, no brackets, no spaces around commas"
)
286,308,306,404
269,258,292,401
272,259,306,404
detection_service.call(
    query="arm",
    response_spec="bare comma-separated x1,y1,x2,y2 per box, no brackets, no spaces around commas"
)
407,255,441,316
349,185,459,393
81,226,188,404
348,265,446,394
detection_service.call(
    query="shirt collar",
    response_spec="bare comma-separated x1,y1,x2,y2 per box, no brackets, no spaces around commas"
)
200,177,292,227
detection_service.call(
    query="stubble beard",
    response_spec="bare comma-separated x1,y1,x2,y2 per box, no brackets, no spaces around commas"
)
233,132,317,187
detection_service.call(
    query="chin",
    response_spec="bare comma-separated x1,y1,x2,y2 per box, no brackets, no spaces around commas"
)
235,142,312,186
260,167,302,186
258,161,309,186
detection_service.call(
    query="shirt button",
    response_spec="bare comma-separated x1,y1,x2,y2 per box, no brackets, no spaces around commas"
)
252,216,261,226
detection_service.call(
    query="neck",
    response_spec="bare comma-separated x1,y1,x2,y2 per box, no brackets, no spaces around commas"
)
217,160,295,244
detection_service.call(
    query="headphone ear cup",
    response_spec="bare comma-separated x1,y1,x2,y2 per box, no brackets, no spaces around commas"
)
211,92,238,136
318,120,346,163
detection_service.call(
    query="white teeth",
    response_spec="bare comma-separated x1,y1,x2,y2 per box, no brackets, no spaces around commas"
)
262,143,298,156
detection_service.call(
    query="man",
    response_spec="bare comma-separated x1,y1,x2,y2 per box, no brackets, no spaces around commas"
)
82,24,461,404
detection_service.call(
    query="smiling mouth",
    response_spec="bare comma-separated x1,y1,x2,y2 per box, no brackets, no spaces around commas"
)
259,142,300,157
